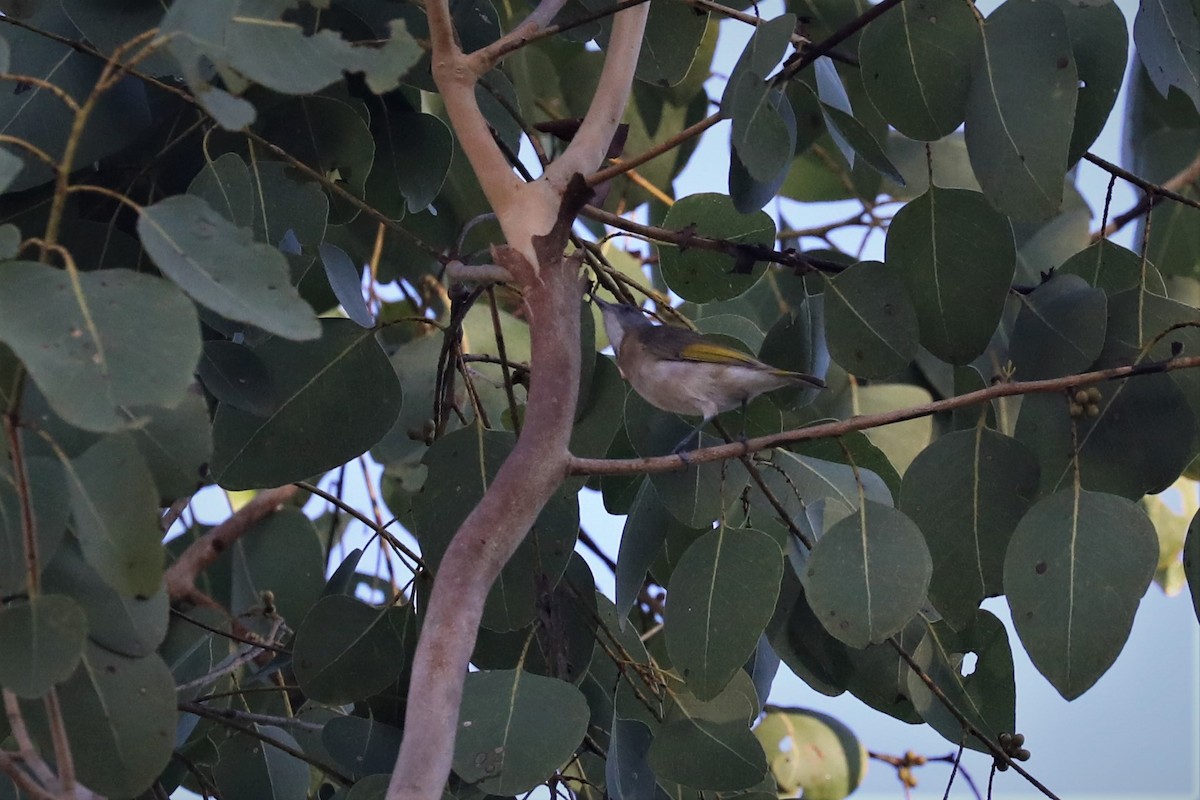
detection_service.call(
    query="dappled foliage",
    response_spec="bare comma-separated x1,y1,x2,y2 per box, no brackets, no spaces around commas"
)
1,0,1199,798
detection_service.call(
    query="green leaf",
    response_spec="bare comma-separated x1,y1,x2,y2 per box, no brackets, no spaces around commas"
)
887,187,1016,364
1058,239,1167,295
0,595,88,698
0,263,201,433
819,102,906,185
823,260,920,378
411,428,579,631
905,611,1015,751
66,435,164,597
666,527,784,700
647,672,768,791
23,643,177,797
832,384,933,474
1008,274,1107,380
323,716,404,780
729,88,797,211
453,670,590,794
724,13,794,97
900,428,1040,629
211,319,403,489
1185,509,1200,623
130,389,213,503
1015,375,1197,499
198,340,277,416
755,707,866,800
257,94,376,224
606,717,656,800
0,148,23,194
1134,0,1200,115
964,0,1077,220
1,456,68,598
139,194,320,341
213,725,311,800
765,566,853,696
740,448,894,519
1007,489,1158,699
292,594,412,704
229,508,325,625
843,617,926,724
615,479,672,624
801,501,932,648
161,1,421,98
41,536,169,658
858,0,981,141
632,0,709,87
367,104,453,216
659,194,774,303
1051,0,1129,162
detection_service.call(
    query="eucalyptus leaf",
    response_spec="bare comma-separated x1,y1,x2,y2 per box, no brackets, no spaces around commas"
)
0,264,201,433
1005,488,1158,699
0,594,88,698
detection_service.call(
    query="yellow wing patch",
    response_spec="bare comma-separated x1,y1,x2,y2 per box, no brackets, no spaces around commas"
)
677,341,762,367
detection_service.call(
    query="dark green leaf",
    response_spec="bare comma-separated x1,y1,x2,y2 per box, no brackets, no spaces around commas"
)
213,725,310,800
130,388,212,503
900,428,1040,629
1134,0,1200,114
659,194,774,303
859,0,980,140
0,456,68,598
1005,488,1158,699
887,188,1015,364
802,501,932,648
453,670,589,794
1185,509,1200,623
666,527,783,699
632,0,709,87
0,3,151,193
647,672,767,791
729,89,797,212
323,716,403,780
411,428,579,631
367,106,453,215
67,435,164,597
607,717,656,800
765,565,853,696
755,707,867,799
1008,274,1107,380
23,643,176,797
905,611,1015,751
0,594,87,697
198,340,277,416
229,508,324,625
724,13,795,97
139,194,321,341
615,479,672,624
823,261,919,378
965,0,1077,220
41,536,169,657
1058,239,1167,295
0,263,201,433
1051,0,1129,162
211,319,403,489
843,617,926,724
819,103,906,185
293,594,412,704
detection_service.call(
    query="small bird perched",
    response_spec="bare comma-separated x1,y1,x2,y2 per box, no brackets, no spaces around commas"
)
595,297,826,453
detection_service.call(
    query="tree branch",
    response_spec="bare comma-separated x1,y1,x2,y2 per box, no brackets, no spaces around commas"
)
466,0,572,72
544,2,650,189
569,355,1200,475
164,485,299,607
1090,148,1200,240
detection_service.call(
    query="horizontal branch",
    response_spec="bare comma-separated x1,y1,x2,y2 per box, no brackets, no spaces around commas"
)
1084,151,1200,215
1091,148,1200,240
568,355,1200,475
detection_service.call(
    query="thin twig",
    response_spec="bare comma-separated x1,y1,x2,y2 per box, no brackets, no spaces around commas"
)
293,481,425,570
41,688,76,796
569,355,1200,475
1091,149,1200,240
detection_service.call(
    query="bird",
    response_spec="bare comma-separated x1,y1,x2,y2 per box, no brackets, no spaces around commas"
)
594,297,826,454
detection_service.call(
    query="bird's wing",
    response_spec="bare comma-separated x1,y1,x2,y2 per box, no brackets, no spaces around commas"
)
676,340,764,366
